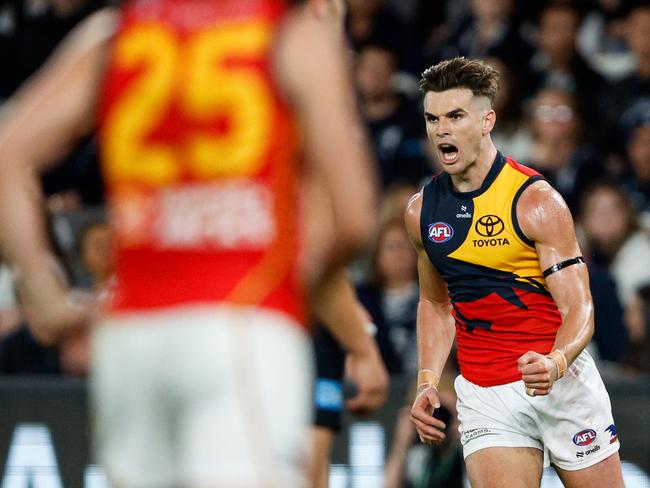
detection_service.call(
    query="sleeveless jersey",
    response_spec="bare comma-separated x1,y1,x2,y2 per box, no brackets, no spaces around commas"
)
420,153,562,386
99,0,305,323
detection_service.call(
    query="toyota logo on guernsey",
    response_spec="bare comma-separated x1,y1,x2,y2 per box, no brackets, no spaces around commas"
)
428,222,454,243
473,214,510,247
475,215,505,237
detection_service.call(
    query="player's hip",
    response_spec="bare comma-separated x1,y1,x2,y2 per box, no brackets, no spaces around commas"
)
455,349,619,469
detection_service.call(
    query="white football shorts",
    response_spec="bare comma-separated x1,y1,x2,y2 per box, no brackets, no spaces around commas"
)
91,305,312,488
455,349,620,471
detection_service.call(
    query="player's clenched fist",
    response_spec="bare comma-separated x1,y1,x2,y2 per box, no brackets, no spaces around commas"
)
518,349,567,397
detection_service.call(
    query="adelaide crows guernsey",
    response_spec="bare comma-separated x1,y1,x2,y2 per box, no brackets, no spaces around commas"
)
420,152,562,386
99,0,305,324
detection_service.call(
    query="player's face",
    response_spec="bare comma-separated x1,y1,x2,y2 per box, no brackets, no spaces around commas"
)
423,88,492,175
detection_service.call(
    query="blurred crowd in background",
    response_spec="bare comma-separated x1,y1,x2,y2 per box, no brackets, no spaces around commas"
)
0,0,648,486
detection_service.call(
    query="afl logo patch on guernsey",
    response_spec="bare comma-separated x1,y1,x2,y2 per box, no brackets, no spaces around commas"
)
573,429,597,446
428,222,454,243
475,215,505,237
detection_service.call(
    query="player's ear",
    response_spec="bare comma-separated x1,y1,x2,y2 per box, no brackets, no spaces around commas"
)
482,109,496,135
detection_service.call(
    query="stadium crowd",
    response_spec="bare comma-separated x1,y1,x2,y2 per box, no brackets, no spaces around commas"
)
0,0,648,486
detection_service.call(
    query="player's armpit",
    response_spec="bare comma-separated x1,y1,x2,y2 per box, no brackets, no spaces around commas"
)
515,180,594,367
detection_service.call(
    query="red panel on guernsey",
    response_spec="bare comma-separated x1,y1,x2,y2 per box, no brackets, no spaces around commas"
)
454,289,563,387
99,0,305,324
506,156,542,177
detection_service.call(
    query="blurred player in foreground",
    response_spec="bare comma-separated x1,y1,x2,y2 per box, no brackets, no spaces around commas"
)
406,57,624,487
305,2,389,486
0,0,378,486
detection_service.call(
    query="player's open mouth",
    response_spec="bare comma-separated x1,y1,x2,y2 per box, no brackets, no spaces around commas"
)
438,143,459,163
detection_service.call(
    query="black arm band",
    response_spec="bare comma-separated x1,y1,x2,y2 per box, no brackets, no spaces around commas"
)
542,257,585,278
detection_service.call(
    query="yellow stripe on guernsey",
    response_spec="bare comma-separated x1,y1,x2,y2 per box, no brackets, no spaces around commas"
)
448,163,547,290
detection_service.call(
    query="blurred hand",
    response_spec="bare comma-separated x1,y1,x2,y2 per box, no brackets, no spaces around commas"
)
16,269,93,345
59,326,90,376
310,0,347,35
344,342,389,414
518,350,559,397
410,385,446,444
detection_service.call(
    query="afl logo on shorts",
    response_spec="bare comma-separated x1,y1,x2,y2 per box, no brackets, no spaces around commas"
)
428,222,454,243
573,429,597,446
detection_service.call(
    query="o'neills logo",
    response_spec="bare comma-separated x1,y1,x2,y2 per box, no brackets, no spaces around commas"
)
473,215,509,247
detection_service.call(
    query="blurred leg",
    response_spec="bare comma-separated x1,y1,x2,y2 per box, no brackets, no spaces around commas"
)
308,426,334,488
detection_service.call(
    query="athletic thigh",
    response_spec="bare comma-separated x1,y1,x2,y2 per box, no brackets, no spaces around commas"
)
554,452,624,488
177,310,313,488
466,447,543,488
309,427,334,488
91,321,178,488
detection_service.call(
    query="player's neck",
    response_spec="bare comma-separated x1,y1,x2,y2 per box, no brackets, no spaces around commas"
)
450,141,498,193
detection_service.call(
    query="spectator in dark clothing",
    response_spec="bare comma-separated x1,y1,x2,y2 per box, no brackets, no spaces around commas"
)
354,43,429,189
578,181,650,312
76,219,115,292
525,1,607,138
0,324,61,375
0,2,107,206
526,87,605,211
356,219,419,376
436,0,534,71
384,382,463,488
598,3,650,154
485,56,532,162
588,262,628,363
618,104,650,217
41,137,105,208
622,284,650,375
0,0,108,100
345,0,414,71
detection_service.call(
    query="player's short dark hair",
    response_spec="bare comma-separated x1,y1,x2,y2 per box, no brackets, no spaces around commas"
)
419,57,500,106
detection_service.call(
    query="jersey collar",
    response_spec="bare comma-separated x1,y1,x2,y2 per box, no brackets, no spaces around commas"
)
446,151,506,199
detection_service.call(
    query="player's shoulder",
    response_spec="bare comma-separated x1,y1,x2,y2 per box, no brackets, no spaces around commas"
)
516,179,574,242
503,155,543,178
61,8,117,56
518,178,567,211
404,189,424,245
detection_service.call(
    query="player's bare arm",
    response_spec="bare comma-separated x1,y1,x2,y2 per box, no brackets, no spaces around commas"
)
0,9,115,341
405,191,456,444
516,180,594,396
275,6,377,278
308,0,346,36
310,269,389,413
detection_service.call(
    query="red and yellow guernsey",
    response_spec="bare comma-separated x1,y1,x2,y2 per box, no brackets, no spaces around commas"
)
420,153,563,386
99,0,305,324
